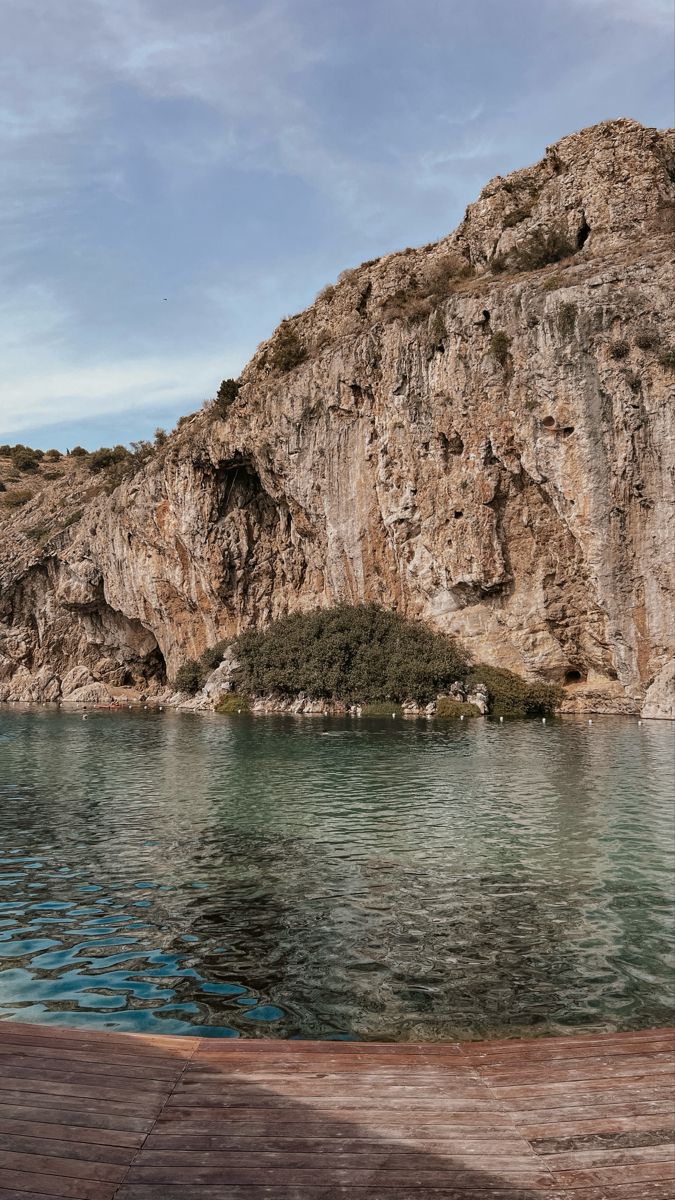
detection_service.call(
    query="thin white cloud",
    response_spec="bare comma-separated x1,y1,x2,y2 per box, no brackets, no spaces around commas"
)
576,0,673,28
0,353,240,438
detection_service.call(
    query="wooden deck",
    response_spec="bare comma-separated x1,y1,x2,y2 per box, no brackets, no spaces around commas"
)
0,1021,672,1199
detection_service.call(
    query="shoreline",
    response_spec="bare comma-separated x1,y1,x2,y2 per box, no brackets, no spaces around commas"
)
0,698,663,720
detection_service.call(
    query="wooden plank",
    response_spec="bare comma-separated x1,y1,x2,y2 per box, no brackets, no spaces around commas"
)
550,1161,675,1186
553,1185,675,1200
0,1099,155,1128
0,1150,125,1183
125,1164,557,1186
0,1167,116,1200
0,1043,182,1078
477,1054,675,1082
521,1115,675,1139
116,1189,566,1200
0,1064,171,1094
0,1115,145,1147
0,1021,670,1200
0,1057,181,1085
0,1133,134,1166
542,1144,675,1169
145,1130,526,1149
0,1077,167,1107
461,1037,675,1065
0,1022,197,1054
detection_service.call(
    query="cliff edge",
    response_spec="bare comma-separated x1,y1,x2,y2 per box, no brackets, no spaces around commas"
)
1,118,673,715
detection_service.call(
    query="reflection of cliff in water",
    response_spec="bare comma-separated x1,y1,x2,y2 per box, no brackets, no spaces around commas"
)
0,709,673,1038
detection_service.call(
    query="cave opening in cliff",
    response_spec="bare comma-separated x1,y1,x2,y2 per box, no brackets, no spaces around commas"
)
565,669,584,683
576,215,591,249
216,456,266,513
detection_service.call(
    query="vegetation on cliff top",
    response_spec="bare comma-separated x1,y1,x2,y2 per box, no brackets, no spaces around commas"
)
173,605,562,715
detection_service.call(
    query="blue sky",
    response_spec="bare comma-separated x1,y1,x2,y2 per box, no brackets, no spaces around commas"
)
1,0,672,450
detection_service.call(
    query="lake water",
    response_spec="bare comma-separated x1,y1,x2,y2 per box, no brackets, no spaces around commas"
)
0,708,673,1040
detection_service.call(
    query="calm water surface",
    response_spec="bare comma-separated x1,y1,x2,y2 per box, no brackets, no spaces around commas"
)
0,708,673,1040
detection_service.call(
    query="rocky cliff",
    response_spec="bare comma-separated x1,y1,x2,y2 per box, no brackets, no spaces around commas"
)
1,118,673,715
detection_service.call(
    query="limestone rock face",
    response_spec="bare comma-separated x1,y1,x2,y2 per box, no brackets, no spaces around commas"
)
641,662,675,720
1,119,673,714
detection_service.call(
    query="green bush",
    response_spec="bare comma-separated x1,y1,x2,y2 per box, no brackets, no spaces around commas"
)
214,378,240,415
87,445,131,472
11,447,39,472
173,659,204,695
380,254,471,326
44,448,62,461
490,331,510,366
435,698,481,718
215,693,250,714
70,446,88,457
634,327,660,351
199,641,229,673
231,604,468,704
2,489,32,508
609,339,630,361
557,302,577,337
493,226,575,275
468,665,561,717
658,346,675,370
360,702,403,717
269,322,306,372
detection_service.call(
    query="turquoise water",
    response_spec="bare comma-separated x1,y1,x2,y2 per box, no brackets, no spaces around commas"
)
0,708,673,1040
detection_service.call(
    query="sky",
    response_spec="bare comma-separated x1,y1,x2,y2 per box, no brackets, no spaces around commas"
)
1,0,673,450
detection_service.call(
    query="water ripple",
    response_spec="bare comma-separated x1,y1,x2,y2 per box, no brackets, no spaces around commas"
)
0,708,672,1039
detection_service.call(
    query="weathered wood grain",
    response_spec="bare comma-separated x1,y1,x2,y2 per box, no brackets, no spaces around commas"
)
0,1021,670,1198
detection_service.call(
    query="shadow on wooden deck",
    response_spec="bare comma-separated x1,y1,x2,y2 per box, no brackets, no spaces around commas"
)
0,1021,672,1199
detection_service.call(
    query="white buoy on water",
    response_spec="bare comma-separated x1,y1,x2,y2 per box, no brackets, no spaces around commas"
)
499,716,504,723
588,719,593,725
542,717,546,724
460,714,464,721
638,719,642,726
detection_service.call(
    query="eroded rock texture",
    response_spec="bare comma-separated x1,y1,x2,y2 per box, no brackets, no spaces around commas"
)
1,119,673,714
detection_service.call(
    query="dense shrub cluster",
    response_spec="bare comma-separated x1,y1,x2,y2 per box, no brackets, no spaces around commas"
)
492,226,576,275
467,665,562,717
213,378,240,417
2,489,33,508
489,331,510,366
232,605,469,705
380,253,472,325
173,641,229,694
634,327,660,351
215,693,250,714
174,608,563,717
173,660,204,695
87,445,131,472
268,322,307,372
608,339,630,361
557,302,577,337
436,698,481,718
